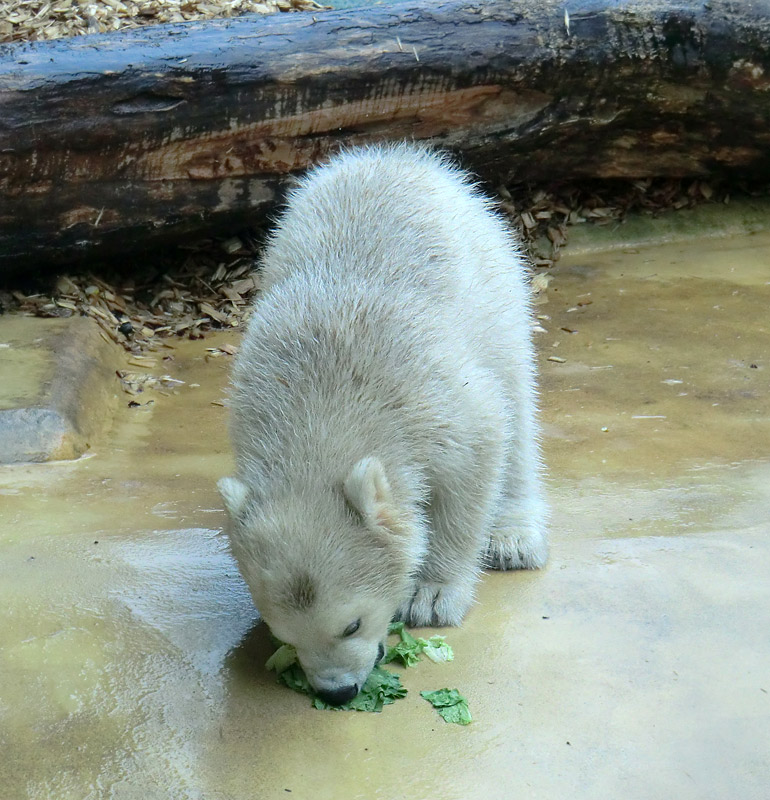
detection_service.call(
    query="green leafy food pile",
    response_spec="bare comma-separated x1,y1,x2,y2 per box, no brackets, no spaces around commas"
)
382,621,454,667
266,642,406,712
265,623,470,724
420,688,473,725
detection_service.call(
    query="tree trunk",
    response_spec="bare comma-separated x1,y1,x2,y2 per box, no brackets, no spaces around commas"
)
2,0,770,273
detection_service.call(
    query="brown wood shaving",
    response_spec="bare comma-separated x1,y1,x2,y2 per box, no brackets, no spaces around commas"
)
498,175,744,270
116,369,185,395
2,236,263,356
0,0,326,43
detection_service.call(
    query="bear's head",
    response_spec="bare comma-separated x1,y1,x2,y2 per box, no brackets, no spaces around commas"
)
218,457,425,705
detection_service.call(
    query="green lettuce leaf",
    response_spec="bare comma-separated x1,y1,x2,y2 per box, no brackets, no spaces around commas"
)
264,643,298,674
313,667,407,712
265,639,406,712
276,664,315,695
420,688,472,725
417,635,454,664
382,640,422,667
382,622,454,667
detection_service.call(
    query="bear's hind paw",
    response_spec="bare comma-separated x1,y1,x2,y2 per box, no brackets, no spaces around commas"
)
485,524,549,571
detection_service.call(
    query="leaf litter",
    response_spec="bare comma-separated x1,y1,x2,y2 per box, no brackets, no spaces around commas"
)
1,0,325,44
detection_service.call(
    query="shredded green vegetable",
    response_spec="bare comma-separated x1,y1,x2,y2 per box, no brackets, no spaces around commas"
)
420,688,472,725
265,624,468,723
382,621,454,667
265,640,406,712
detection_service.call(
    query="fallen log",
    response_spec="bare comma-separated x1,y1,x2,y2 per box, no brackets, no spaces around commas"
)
2,0,770,273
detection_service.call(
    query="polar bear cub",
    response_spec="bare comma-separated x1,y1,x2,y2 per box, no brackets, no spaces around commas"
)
219,143,548,705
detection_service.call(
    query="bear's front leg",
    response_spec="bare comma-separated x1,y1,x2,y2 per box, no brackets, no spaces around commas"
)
395,465,500,627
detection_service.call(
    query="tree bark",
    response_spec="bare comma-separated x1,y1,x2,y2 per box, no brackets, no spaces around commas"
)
2,0,770,273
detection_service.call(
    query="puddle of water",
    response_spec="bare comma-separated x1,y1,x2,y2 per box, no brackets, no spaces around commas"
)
1,232,770,799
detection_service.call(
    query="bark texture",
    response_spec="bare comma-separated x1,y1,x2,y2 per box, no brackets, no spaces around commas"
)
2,0,770,271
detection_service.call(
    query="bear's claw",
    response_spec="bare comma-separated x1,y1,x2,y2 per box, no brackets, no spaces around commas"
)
485,524,549,571
395,580,475,627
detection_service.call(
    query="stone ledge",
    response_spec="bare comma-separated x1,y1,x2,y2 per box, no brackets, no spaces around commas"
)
0,315,120,463
564,197,770,257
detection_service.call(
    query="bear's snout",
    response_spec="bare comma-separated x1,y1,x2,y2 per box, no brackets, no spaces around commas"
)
317,684,359,706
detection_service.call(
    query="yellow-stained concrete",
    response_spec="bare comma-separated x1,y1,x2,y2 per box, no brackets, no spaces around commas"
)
1,230,769,800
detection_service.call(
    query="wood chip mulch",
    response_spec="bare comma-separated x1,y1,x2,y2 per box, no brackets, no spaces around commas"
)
0,232,262,355
499,175,732,270
0,175,747,360
0,0,324,43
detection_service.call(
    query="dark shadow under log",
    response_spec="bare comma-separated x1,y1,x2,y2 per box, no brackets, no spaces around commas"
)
2,0,770,273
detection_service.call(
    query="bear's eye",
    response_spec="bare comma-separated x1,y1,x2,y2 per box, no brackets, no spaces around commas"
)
342,619,361,637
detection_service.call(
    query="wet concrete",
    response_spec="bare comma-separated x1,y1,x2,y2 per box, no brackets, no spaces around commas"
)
1,227,769,799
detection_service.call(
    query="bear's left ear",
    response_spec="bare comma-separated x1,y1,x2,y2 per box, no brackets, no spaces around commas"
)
218,476,249,518
344,457,426,568
343,457,395,529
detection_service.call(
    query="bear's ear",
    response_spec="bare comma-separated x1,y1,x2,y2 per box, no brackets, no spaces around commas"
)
218,476,250,518
343,457,394,529
344,457,425,567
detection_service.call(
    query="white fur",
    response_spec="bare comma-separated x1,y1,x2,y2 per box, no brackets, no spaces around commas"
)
343,457,391,525
217,476,249,517
220,143,548,697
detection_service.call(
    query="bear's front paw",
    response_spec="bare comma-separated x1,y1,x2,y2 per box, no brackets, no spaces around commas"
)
395,580,475,627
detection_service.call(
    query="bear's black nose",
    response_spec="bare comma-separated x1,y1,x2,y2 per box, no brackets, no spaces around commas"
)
317,684,359,706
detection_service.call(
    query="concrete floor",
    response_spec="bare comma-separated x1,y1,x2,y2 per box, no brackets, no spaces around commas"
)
1,225,769,799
